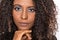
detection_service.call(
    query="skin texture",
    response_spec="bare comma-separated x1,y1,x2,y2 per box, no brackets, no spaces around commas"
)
13,0,35,30
0,0,57,40
13,0,35,40
13,30,32,40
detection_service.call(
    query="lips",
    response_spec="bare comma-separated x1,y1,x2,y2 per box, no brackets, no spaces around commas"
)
18,22,29,27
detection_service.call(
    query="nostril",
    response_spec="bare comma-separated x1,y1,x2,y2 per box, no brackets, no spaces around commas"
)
21,16,28,20
21,13,28,20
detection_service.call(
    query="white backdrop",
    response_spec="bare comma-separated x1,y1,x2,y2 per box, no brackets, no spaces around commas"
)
53,0,60,40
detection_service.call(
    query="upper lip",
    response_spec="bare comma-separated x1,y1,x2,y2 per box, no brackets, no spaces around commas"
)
19,22,29,24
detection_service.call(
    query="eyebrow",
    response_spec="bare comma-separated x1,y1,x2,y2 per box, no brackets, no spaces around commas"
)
13,4,35,8
13,4,22,7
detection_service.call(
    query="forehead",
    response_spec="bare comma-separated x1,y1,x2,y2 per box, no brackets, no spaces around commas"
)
13,0,34,6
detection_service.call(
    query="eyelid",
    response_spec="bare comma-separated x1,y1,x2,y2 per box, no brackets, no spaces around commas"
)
27,7,35,12
13,4,22,11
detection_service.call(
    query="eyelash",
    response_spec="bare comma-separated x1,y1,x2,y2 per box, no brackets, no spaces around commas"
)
14,6,22,11
14,6,35,12
28,8,35,12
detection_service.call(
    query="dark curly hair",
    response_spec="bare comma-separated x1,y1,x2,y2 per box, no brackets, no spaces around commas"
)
0,0,57,40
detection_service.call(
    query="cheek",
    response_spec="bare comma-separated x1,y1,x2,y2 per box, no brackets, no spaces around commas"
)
13,11,21,20
13,15,20,27
12,13,20,25
28,14,35,28
28,14,35,23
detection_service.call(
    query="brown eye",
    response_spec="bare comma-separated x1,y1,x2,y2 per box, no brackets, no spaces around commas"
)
14,6,22,11
28,8,35,12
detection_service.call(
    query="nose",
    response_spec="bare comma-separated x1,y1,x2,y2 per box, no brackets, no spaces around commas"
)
21,10,28,20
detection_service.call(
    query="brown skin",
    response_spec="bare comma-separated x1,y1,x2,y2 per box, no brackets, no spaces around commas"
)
13,30,32,40
12,0,35,40
13,0,35,30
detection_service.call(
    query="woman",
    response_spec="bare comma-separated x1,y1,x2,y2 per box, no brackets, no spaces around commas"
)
0,0,57,40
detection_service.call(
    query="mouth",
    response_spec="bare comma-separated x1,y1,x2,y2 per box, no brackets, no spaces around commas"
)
18,22,29,27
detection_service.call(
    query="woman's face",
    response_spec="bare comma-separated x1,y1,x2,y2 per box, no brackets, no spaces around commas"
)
13,0,35,30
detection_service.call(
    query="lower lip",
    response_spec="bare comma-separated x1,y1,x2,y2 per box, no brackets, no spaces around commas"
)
19,23,29,27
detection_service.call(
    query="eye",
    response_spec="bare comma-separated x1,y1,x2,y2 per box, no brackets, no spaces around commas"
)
14,6,22,11
28,8,35,12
